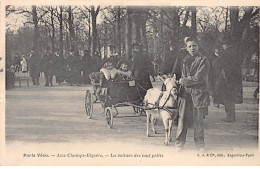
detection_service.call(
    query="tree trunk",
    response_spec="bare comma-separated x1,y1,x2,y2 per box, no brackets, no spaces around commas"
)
133,9,141,43
59,6,63,58
90,6,100,58
88,9,91,52
32,5,39,52
230,7,240,42
228,7,259,103
182,8,190,27
117,7,121,57
68,6,75,51
51,7,55,55
171,7,180,52
160,8,164,61
224,7,229,32
140,19,148,56
125,7,132,60
191,6,197,38
104,22,108,59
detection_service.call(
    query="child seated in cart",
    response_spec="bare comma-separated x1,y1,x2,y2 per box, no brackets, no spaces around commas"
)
89,60,132,98
115,59,132,81
100,60,131,82
89,72,103,100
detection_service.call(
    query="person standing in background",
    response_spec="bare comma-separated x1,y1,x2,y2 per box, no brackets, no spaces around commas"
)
53,52,65,85
82,49,91,84
43,47,54,86
131,42,153,101
208,46,222,108
20,56,28,73
28,48,40,85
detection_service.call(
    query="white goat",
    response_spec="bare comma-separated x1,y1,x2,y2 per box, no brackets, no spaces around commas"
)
144,75,178,145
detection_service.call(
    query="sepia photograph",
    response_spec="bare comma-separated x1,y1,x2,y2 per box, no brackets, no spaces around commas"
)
1,0,259,166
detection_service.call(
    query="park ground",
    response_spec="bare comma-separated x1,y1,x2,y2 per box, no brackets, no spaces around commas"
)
3,76,259,165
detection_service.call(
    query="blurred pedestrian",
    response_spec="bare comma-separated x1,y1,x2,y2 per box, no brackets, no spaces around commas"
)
209,45,222,108
20,56,28,73
82,49,91,84
131,42,153,101
53,52,65,85
14,52,21,72
67,50,81,86
28,49,41,85
43,47,54,86
214,36,243,123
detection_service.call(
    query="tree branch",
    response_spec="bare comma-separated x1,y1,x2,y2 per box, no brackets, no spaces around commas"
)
182,10,190,26
250,7,260,18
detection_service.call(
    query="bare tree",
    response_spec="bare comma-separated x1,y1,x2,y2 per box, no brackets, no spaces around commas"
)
90,5,100,57
68,6,75,51
190,6,197,38
32,6,39,51
125,7,133,60
117,6,122,57
58,6,63,57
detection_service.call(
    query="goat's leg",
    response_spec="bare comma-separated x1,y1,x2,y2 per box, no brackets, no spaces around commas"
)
168,119,173,142
146,111,150,137
162,118,170,145
151,115,157,134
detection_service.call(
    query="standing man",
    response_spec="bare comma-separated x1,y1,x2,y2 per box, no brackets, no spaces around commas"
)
209,46,222,108
43,47,54,86
82,49,91,84
175,37,210,151
214,37,243,122
131,42,153,101
14,52,21,72
28,49,41,85
53,52,65,85
67,50,81,86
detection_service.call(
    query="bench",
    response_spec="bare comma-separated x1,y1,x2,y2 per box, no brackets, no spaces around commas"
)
15,71,29,87
242,68,257,82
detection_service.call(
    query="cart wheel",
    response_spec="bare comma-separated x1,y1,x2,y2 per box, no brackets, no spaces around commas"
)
105,107,113,128
85,90,93,119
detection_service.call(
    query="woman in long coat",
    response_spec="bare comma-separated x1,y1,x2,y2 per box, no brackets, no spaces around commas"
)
131,42,153,102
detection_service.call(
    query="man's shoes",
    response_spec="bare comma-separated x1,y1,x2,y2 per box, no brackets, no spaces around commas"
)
45,84,49,86
221,117,236,123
